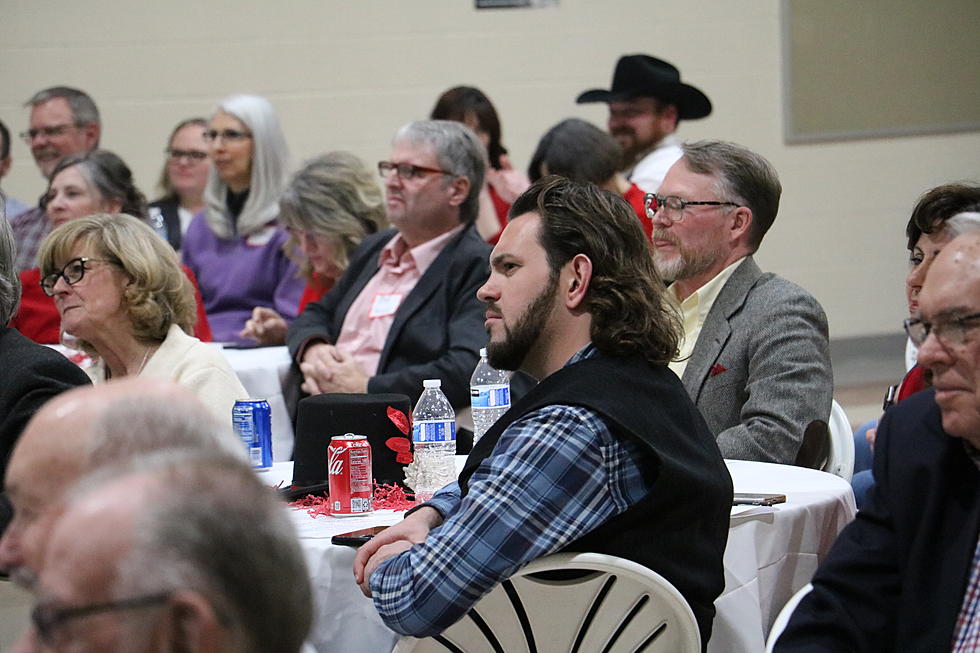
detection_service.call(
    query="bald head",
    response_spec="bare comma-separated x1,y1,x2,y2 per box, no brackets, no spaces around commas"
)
0,377,243,583
916,232,980,445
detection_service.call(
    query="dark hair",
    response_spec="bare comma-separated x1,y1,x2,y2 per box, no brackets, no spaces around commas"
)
528,118,622,184
45,150,147,219
681,140,781,252
510,176,680,366
430,86,507,169
905,183,980,250
0,119,10,159
156,117,208,198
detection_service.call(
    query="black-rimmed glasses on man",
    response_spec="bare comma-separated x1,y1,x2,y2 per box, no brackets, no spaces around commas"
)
31,592,172,645
904,312,980,348
644,193,739,221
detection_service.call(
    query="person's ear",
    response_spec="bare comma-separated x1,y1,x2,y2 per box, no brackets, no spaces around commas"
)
446,175,471,208
564,253,593,310
165,591,228,653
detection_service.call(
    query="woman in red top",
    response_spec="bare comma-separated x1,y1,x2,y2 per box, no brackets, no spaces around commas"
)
240,152,386,344
11,150,212,344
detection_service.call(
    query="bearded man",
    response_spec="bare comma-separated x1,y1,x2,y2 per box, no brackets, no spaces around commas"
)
648,140,832,464
353,176,732,650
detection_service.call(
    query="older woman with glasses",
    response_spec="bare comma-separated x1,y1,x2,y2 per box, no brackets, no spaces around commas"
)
38,213,246,424
10,150,211,344
181,94,304,343
148,118,210,251
240,151,386,345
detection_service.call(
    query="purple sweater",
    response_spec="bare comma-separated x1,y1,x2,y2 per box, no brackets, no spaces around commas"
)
181,214,304,343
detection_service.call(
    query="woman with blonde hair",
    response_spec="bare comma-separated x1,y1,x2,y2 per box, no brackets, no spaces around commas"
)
240,151,386,344
39,213,245,424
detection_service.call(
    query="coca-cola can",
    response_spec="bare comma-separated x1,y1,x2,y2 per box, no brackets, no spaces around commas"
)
327,434,373,517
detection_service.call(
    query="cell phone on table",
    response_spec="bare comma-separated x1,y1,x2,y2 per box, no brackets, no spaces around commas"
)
331,525,390,548
732,493,786,506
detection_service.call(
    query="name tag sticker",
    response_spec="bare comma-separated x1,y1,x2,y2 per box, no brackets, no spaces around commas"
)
369,293,403,319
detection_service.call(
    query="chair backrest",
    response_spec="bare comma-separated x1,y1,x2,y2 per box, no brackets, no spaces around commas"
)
393,552,701,653
824,400,855,481
764,583,813,652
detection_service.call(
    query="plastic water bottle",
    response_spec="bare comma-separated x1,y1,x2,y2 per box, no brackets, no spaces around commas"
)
412,379,457,504
470,348,511,444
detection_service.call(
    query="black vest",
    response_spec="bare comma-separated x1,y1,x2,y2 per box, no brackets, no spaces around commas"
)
458,353,732,649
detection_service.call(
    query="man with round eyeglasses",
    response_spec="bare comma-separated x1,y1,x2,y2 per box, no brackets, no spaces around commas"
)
9,87,101,272
286,120,491,413
776,232,980,651
650,139,832,465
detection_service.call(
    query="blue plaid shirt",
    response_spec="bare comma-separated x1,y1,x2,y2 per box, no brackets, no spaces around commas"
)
369,345,655,636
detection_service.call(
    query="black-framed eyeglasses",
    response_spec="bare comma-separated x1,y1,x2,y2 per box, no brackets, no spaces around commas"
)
644,193,739,222
203,129,252,143
19,123,81,143
166,148,208,162
904,312,980,348
31,592,172,645
40,257,118,297
377,161,453,181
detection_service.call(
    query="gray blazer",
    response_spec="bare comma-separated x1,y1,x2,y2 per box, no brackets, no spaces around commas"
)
680,257,833,464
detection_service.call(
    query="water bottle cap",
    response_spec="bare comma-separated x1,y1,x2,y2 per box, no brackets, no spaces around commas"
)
423,379,441,388
479,348,487,357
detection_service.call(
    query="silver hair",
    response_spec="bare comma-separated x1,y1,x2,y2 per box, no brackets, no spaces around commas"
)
25,86,101,132
203,94,290,238
0,195,22,325
944,212,980,239
393,120,487,224
85,393,247,466
93,452,312,653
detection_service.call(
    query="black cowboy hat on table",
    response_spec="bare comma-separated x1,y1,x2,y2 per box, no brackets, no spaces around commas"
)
576,54,712,121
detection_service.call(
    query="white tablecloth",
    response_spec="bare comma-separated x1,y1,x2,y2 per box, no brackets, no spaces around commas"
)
269,459,856,653
219,345,294,461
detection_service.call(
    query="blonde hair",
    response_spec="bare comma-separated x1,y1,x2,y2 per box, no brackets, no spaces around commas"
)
39,214,196,351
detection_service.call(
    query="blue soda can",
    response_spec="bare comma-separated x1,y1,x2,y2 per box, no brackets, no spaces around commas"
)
232,399,273,470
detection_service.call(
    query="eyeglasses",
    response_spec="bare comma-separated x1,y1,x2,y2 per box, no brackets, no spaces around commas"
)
19,123,79,143
166,148,208,162
377,161,452,181
31,592,171,645
40,257,118,296
203,129,252,143
905,312,980,348
644,193,739,222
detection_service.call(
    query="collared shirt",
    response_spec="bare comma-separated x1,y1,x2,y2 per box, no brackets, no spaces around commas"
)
369,344,655,637
950,445,980,651
335,224,464,376
668,257,745,379
8,207,50,272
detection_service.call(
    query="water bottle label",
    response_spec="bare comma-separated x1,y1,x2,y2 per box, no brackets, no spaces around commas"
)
413,420,456,443
471,384,510,408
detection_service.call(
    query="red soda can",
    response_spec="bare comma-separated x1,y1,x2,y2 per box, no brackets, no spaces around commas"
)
327,434,373,516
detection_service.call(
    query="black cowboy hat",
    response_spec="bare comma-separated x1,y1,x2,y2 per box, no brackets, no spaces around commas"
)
576,54,712,120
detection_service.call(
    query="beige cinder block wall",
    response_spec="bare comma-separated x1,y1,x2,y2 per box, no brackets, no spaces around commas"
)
2,0,977,341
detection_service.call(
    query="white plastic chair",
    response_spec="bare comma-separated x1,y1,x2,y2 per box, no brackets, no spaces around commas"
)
824,400,855,481
393,552,701,653
764,583,812,652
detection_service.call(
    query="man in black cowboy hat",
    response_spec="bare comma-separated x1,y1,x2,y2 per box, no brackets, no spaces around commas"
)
577,54,711,194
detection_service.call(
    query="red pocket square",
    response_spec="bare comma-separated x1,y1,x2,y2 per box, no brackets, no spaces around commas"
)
709,363,727,377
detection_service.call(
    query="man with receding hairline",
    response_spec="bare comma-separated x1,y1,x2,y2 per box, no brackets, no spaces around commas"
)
776,231,980,651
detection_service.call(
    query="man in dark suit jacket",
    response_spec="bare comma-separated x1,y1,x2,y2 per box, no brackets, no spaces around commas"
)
649,140,831,464
287,120,490,410
776,232,980,651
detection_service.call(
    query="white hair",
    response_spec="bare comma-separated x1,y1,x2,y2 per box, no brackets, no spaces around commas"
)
944,212,980,239
203,94,290,238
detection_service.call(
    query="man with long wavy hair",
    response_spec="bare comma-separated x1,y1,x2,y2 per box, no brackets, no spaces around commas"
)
354,176,732,650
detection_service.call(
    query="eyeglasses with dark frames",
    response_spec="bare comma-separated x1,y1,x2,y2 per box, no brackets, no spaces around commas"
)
377,161,453,181
31,592,172,645
644,193,739,222
203,129,252,143
40,257,119,297
904,312,980,348
166,148,209,162
19,123,81,143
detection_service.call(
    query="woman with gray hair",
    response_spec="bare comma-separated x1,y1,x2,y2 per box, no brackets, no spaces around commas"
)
240,151,386,344
38,213,246,425
181,94,304,343
0,203,89,482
